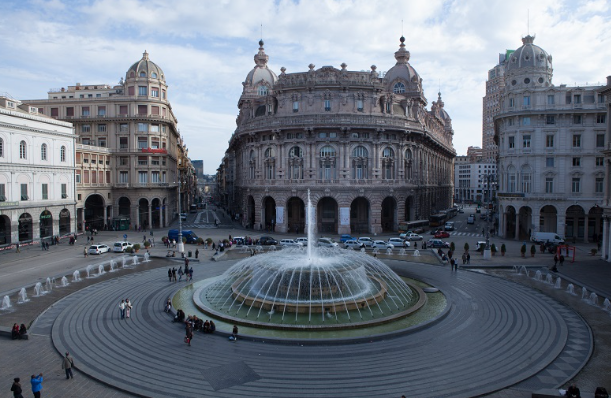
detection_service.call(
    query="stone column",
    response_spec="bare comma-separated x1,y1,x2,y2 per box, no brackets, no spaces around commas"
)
601,217,608,260
148,204,152,229
583,216,589,243
160,205,164,229
557,215,566,238
103,206,108,230
515,216,520,241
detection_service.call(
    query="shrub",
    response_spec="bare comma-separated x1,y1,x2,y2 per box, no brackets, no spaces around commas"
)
197,237,204,245
133,243,141,251
450,242,456,252
464,242,469,252
591,248,598,255
530,244,536,255
125,246,134,253
501,243,506,253
491,243,497,252
205,238,213,245
182,237,187,244
143,240,151,248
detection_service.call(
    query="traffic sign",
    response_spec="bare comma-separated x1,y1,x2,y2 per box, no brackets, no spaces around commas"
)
123,234,128,239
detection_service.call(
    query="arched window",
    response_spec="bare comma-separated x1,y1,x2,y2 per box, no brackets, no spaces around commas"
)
0,137,4,157
41,143,47,160
405,149,412,160
382,147,395,179
382,147,394,158
320,145,336,157
404,149,413,180
19,141,27,159
521,165,532,193
248,150,256,180
151,72,158,79
507,166,516,193
393,82,405,94
139,71,146,77
249,150,256,160
264,147,275,158
60,146,66,162
352,146,368,158
258,85,268,96
289,146,302,158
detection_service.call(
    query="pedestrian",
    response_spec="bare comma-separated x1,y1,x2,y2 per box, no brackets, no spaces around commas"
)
143,235,146,243
165,298,172,313
559,254,565,266
462,252,467,265
45,242,50,251
414,241,417,249
553,254,558,267
30,373,43,398
184,257,189,270
119,299,126,319
83,246,88,257
87,236,90,243
62,352,74,379
178,267,184,281
188,267,193,282
15,243,20,253
167,268,172,282
41,241,45,251
185,324,193,346
195,249,199,259
11,377,23,398
466,253,470,264
125,299,132,318
482,228,485,236
172,267,177,282
231,325,239,341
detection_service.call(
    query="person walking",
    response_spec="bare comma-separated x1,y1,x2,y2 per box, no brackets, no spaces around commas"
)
185,324,193,346
462,252,467,265
559,254,565,266
125,299,132,318
119,299,126,319
231,325,239,341
466,252,471,264
178,267,184,282
195,249,199,259
62,352,74,379
11,377,23,398
188,267,193,282
30,373,43,398
172,267,177,282
84,246,88,257
15,243,20,253
167,268,172,282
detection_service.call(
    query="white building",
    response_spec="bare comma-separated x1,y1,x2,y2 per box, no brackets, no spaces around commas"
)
454,155,496,204
494,36,607,242
0,95,76,246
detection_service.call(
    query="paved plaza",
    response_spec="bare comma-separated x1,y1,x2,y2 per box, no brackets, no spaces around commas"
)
1,216,611,397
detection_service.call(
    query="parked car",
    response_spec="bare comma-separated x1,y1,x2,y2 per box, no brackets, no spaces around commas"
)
279,239,303,247
458,208,465,213
339,234,355,243
259,236,278,245
180,213,188,221
113,241,133,253
357,237,374,247
430,229,443,235
89,244,110,255
475,241,488,252
296,237,308,245
372,240,394,249
427,239,450,248
318,237,339,248
480,213,487,220
388,238,409,247
467,215,475,224
444,222,455,231
434,231,450,239
233,237,246,245
344,240,364,249
402,233,423,241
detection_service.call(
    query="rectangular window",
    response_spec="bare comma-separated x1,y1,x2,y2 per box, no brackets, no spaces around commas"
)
97,124,106,133
546,135,554,147
119,137,128,149
138,105,147,115
597,134,605,147
523,96,530,106
138,171,147,184
83,171,89,183
42,184,48,200
151,106,159,115
51,108,59,117
357,100,363,111
21,184,28,200
151,88,159,97
597,114,607,124
507,118,514,126
596,178,604,193
566,94,572,104
81,124,91,133
120,123,128,133
61,184,67,198
522,174,531,193
151,157,160,165
119,105,128,115
82,106,90,116
522,134,531,148
75,173,81,183
119,171,128,183
508,175,516,193
98,138,106,147
81,138,90,146
120,157,128,166
293,101,299,112
546,115,555,125
150,139,159,149
546,157,554,167
66,107,74,117
0,184,7,200
599,94,605,103
91,170,96,183
574,94,581,104
138,86,147,96
508,136,515,149
98,106,106,116
138,137,148,149
324,100,331,111
572,157,581,166
596,157,604,166
545,177,554,193
547,95,555,105
151,171,160,183
509,98,514,107
522,117,531,126
573,134,581,148
138,156,148,165
138,123,147,132
162,90,166,99
150,124,159,133
572,178,581,193
573,115,582,124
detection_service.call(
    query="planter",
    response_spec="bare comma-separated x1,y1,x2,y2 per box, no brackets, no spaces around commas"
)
501,252,505,256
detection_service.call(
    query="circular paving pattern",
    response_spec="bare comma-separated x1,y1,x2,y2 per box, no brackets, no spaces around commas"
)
50,259,589,398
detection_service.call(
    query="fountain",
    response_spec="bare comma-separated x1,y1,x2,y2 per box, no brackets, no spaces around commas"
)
18,288,28,304
122,257,128,268
581,287,589,300
521,266,529,277
360,248,366,253
72,270,81,282
86,264,93,278
143,252,150,262
513,265,519,274
132,256,139,266
386,248,393,255
109,259,117,272
269,245,276,252
545,273,553,285
566,283,576,295
589,292,598,306
193,189,425,331
413,250,420,257
46,277,53,292
34,282,44,296
554,277,562,289
60,276,69,287
372,248,379,255
534,270,542,282
98,264,106,276
398,249,406,256
604,298,611,312
1,295,11,310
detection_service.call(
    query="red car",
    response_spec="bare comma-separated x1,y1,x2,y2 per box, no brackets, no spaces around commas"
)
434,231,450,239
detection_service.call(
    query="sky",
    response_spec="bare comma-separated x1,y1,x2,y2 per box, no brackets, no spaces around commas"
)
1,0,610,173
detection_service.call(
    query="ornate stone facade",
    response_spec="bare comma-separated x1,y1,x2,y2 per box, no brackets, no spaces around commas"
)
219,38,456,235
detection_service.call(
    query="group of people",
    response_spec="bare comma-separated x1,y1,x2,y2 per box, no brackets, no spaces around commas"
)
437,249,462,271
11,323,27,340
11,373,43,398
552,253,566,272
118,299,133,319
167,263,193,282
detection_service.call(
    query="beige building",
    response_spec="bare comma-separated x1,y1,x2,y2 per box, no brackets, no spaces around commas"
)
26,51,193,231
218,38,455,234
598,77,611,261
482,52,511,162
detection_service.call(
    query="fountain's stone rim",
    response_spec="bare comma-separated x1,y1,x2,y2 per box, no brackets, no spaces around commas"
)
193,279,428,331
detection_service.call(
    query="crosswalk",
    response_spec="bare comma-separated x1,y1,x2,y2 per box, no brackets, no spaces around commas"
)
180,223,218,229
449,231,492,238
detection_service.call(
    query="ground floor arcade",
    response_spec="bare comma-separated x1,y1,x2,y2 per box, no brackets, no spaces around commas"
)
0,204,77,246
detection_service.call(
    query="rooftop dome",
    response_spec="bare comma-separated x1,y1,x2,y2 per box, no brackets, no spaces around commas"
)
244,40,278,87
505,35,553,88
126,51,165,82
384,36,422,95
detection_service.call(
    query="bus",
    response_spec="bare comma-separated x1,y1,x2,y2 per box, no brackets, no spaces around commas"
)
398,220,429,234
429,213,448,227
445,208,458,219
189,204,198,213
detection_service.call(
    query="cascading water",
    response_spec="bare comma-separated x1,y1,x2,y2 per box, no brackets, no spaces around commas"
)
72,270,81,282
18,288,28,304
554,277,562,289
194,188,424,330
413,250,420,257
1,295,11,310
60,276,69,287
34,282,44,297
122,257,127,268
86,265,93,278
545,273,553,285
98,264,106,276
589,292,598,306
581,287,589,300
132,256,139,266
566,283,575,295
46,277,53,292
604,298,611,312
109,260,117,272
144,252,150,262
534,270,542,282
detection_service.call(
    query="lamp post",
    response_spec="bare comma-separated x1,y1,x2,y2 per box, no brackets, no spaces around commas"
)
481,172,495,259
177,177,184,254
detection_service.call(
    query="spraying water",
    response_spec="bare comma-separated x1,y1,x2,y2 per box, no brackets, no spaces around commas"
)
534,270,542,282
132,256,139,266
603,298,611,312
1,295,11,310
109,260,117,272
98,264,106,276
72,270,81,282
566,283,575,295
554,277,562,289
589,292,598,306
144,252,150,262
18,288,28,304
60,276,69,287
34,282,44,296
581,287,589,300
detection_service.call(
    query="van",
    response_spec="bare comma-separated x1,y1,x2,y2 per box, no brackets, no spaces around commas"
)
167,229,199,244
531,232,565,245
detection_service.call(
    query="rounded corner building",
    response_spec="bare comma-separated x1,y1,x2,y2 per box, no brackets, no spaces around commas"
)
219,37,456,235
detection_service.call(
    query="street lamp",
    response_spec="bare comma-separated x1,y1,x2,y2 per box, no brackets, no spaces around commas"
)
176,178,184,254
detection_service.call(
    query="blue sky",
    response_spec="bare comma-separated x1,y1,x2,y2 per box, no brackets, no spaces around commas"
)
1,0,610,171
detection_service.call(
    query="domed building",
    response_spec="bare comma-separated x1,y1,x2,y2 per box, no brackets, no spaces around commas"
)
26,51,195,232
218,38,456,235
494,35,606,242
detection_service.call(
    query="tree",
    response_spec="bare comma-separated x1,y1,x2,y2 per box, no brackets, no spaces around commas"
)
464,242,469,252
530,244,536,257
521,244,526,257
450,242,456,252
500,243,506,256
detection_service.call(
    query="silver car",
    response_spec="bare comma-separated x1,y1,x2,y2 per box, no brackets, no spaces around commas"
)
344,240,364,249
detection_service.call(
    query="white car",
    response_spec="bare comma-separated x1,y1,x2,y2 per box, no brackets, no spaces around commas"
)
317,238,339,248
372,240,394,249
89,244,110,255
344,240,364,249
388,238,409,247
113,241,133,253
279,239,303,247
402,233,423,241
357,237,374,247
296,237,308,245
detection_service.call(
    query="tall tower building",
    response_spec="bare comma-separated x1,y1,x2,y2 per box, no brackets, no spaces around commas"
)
482,52,511,162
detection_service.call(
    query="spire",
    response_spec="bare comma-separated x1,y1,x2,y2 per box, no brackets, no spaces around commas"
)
394,36,410,64
143,50,149,60
254,40,269,68
437,91,444,107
